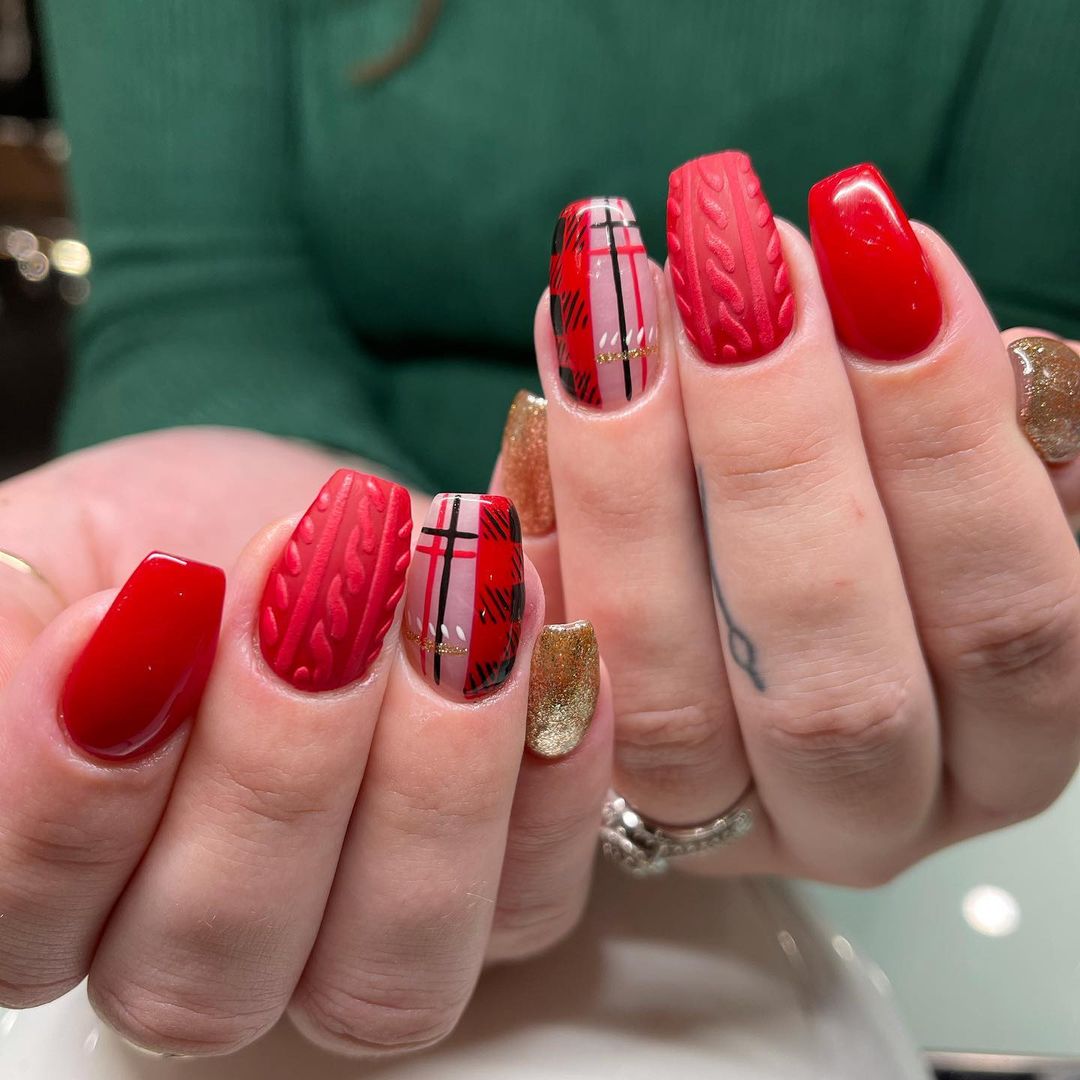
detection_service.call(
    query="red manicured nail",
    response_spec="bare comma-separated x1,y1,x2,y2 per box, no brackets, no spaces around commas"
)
259,469,413,692
61,552,225,761
808,162,943,361
667,150,795,363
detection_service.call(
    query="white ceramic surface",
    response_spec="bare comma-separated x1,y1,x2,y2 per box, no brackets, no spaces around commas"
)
1,865,927,1079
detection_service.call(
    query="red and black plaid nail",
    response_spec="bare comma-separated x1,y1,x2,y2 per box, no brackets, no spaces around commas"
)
403,493,524,699
549,197,658,410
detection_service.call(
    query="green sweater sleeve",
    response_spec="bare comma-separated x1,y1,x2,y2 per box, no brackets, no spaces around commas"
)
40,1,420,484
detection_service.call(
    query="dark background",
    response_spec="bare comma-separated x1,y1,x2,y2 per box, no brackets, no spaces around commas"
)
0,0,70,479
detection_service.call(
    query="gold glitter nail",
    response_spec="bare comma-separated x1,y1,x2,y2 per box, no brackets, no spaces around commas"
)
1009,336,1080,464
500,390,555,536
526,621,599,759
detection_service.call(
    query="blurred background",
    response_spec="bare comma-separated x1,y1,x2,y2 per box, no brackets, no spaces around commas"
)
0,0,87,480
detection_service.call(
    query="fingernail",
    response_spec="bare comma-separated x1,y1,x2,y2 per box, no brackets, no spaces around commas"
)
1008,336,1080,463
61,552,225,760
259,468,413,691
667,150,795,364
808,162,943,361
404,493,524,699
549,197,658,409
500,390,555,536
526,621,599,758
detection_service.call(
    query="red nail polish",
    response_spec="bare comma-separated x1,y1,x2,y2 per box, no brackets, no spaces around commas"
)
259,469,413,692
61,552,225,761
808,163,943,361
667,150,795,363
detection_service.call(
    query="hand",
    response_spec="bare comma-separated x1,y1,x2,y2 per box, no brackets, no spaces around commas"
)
496,157,1080,884
0,427,612,1056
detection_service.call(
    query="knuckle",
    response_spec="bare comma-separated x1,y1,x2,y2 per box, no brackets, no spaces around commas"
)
203,757,337,832
941,588,1080,683
616,701,729,788
0,972,82,1010
760,673,915,779
878,411,999,474
294,979,462,1056
0,811,137,874
380,768,508,844
89,973,276,1056
710,427,839,513
490,895,584,961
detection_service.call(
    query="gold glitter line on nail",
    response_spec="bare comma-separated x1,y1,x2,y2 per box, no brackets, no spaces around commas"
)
402,621,468,656
595,343,659,365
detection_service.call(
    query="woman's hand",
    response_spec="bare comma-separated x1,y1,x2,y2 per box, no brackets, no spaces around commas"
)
0,427,612,1056
497,155,1080,883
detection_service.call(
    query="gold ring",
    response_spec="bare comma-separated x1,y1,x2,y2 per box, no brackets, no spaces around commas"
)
0,548,65,606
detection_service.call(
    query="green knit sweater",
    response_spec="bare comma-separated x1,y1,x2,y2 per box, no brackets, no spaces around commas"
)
42,0,1080,492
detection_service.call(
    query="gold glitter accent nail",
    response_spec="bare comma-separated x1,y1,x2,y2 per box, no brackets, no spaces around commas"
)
1009,336,1080,463
526,621,599,759
500,390,555,536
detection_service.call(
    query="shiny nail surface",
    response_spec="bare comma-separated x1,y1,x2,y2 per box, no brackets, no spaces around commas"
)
1008,336,1080,463
404,493,524,699
550,197,658,408
667,150,795,363
526,621,599,758
500,390,555,536
808,162,942,361
259,469,412,692
61,552,225,760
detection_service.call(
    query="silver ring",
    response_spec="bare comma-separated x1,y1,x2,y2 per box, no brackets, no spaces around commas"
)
600,785,754,876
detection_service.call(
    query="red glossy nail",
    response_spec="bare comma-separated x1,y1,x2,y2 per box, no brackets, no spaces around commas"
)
808,163,943,361
259,468,413,692
667,150,795,363
61,552,225,761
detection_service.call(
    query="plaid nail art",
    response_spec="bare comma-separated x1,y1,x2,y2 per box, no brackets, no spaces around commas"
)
550,197,658,410
404,494,524,699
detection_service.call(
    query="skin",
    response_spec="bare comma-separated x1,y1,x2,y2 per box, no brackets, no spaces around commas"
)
0,220,1078,1056
0,428,613,1056
533,222,1080,883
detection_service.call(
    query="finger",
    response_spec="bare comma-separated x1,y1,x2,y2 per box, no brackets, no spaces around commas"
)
86,470,413,1056
491,390,565,623
0,552,224,1007
1000,329,1080,517
292,493,531,1056
540,196,746,825
809,164,1080,831
664,151,936,881
488,626,612,962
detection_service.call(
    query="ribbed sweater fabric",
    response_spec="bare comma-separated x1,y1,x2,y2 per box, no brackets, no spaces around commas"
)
41,0,1080,491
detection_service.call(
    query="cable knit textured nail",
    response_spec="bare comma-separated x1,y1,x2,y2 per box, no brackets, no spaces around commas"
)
550,197,658,408
61,552,225,760
259,469,412,692
404,493,524,699
808,162,942,360
667,150,795,363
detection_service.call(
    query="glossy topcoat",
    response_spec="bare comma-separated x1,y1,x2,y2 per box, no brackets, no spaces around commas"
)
60,552,225,760
808,163,943,361
550,197,657,409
